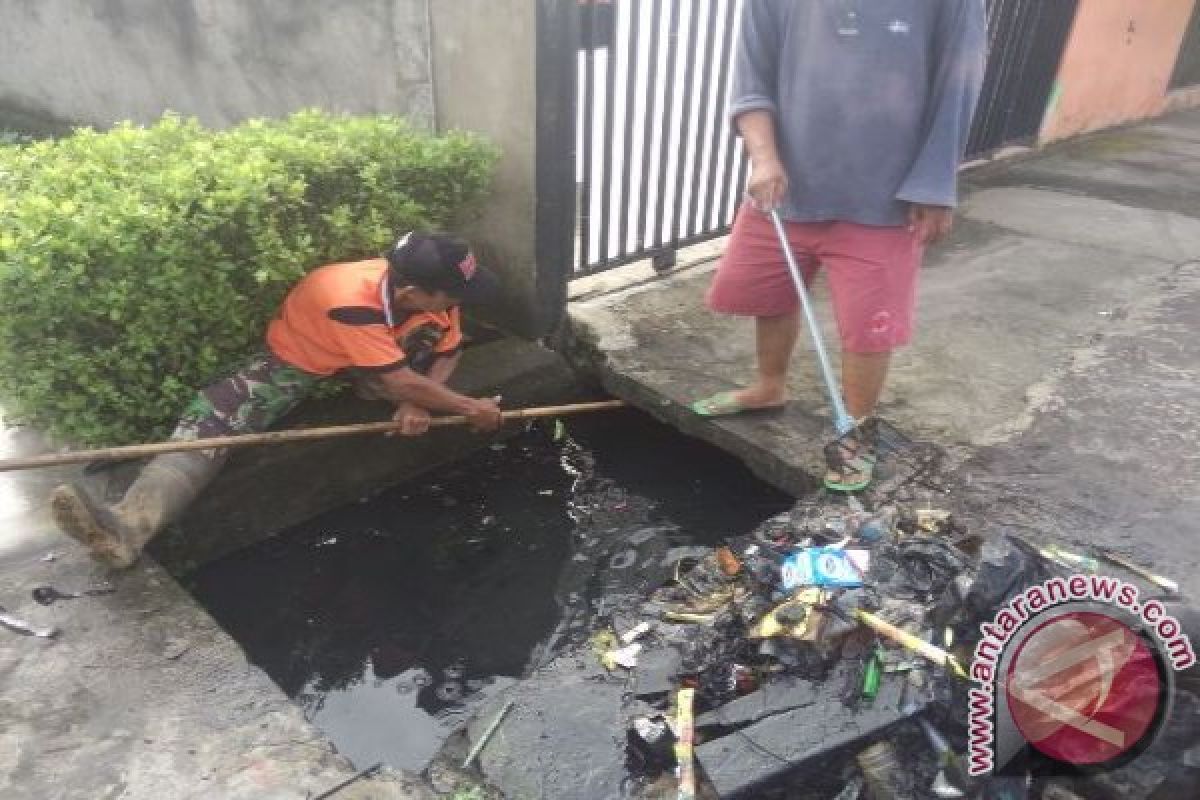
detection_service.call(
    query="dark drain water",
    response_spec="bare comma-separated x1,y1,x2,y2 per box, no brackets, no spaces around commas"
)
187,409,791,772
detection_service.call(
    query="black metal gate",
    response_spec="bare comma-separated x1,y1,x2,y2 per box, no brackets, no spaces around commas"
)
573,0,1082,278
965,0,1079,157
576,0,747,277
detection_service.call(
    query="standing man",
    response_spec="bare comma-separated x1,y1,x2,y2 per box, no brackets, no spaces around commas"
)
692,0,986,491
52,232,504,568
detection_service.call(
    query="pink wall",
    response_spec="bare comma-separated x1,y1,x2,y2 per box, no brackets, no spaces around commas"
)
1040,0,1197,142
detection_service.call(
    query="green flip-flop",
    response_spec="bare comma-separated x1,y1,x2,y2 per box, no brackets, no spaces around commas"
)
823,453,877,493
823,426,878,492
690,391,785,418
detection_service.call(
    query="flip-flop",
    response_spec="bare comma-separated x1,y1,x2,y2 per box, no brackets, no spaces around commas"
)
824,455,876,493
823,427,878,493
690,391,785,418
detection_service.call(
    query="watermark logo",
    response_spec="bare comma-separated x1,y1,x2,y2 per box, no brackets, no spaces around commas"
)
1006,611,1160,765
967,574,1195,776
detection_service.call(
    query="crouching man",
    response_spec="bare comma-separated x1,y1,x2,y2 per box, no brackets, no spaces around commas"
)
52,232,504,568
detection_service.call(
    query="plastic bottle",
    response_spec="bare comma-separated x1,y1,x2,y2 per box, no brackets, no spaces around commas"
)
860,647,883,701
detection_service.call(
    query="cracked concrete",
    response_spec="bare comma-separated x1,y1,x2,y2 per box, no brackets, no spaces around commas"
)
567,109,1200,502
0,544,433,800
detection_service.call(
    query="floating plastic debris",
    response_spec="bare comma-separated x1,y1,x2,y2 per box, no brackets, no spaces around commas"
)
0,606,58,638
31,583,115,606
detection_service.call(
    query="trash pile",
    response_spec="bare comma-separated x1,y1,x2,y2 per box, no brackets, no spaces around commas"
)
570,494,1200,800
436,436,1200,800
594,497,977,799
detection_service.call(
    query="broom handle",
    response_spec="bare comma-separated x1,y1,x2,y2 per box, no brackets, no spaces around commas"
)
768,210,855,436
0,399,627,472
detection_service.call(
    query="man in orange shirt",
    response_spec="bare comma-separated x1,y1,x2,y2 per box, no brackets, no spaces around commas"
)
52,232,504,568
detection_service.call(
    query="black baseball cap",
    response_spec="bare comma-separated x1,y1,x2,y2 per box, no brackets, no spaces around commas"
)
386,232,499,305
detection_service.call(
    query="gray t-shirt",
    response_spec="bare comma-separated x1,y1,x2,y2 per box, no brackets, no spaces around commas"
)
729,0,987,226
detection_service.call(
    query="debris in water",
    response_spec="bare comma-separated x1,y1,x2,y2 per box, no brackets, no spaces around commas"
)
620,621,652,644
781,547,869,590
0,606,58,638
855,741,907,800
309,761,383,800
435,682,465,703
932,770,966,799
853,507,895,544
859,646,883,701
462,699,515,769
629,715,676,768
915,508,953,533
41,552,58,563
1097,548,1181,595
715,546,742,576
553,419,567,442
748,591,821,639
673,688,697,800
832,775,864,800
911,713,970,797
31,583,116,606
602,642,642,670
855,610,968,679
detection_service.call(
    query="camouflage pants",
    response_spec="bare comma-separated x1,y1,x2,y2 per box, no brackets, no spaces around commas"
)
170,351,322,441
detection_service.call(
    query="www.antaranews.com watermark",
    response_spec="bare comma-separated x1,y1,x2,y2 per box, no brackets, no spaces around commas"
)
967,573,1196,776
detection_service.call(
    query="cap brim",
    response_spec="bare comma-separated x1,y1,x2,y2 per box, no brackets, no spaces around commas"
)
455,264,500,305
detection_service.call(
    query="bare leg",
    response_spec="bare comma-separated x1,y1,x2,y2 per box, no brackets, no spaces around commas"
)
732,311,800,408
841,351,891,420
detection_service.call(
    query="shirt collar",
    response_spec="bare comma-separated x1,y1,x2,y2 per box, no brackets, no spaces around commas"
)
380,270,395,327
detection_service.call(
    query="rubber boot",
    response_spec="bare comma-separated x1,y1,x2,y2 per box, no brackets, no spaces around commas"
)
51,450,225,568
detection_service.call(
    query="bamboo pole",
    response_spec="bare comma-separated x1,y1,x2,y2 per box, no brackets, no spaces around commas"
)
0,399,627,472
854,609,969,680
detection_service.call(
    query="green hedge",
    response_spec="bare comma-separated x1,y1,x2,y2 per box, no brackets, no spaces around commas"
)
0,111,498,446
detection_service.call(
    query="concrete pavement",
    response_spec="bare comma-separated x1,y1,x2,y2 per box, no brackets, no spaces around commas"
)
568,108,1200,596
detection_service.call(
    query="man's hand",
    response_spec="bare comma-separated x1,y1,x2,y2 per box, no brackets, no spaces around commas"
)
908,204,954,246
746,157,789,213
391,402,432,436
464,396,503,433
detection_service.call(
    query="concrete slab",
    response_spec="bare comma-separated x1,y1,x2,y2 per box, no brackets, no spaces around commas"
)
960,260,1200,599
963,187,1200,263
0,547,431,800
567,111,1200,499
694,661,911,798
972,110,1200,221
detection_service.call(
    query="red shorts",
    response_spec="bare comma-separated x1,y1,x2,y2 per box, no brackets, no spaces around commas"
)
706,204,924,354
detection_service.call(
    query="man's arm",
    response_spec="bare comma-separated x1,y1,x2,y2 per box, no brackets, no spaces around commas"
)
730,1,788,211
389,351,465,435
728,0,782,125
896,0,987,242
738,111,788,212
379,361,500,433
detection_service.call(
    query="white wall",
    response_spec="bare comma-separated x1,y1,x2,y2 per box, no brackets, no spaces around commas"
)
0,0,435,131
